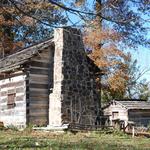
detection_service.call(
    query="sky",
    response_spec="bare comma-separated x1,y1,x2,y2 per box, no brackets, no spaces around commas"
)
66,1,150,81
131,48,150,81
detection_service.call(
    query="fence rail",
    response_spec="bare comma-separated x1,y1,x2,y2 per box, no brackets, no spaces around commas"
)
68,123,113,131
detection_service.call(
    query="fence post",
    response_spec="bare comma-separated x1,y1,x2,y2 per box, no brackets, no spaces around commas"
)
132,125,135,138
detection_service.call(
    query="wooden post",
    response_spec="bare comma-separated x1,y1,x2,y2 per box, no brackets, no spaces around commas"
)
132,125,135,138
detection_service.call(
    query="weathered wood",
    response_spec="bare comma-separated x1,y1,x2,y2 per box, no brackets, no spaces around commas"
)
0,39,53,73
29,83,48,89
0,74,26,127
29,102,48,107
0,91,7,97
29,74,49,80
28,96,49,101
30,61,50,68
0,81,25,88
29,106,48,110
30,66,49,71
29,90,49,95
104,100,150,128
31,55,51,62
28,110,48,116
30,68,49,75
16,87,25,93
29,92,48,98
26,44,54,126
16,95,25,101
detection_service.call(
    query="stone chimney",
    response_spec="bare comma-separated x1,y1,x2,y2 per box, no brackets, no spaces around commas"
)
48,27,100,128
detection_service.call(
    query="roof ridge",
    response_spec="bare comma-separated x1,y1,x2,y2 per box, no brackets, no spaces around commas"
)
0,37,53,61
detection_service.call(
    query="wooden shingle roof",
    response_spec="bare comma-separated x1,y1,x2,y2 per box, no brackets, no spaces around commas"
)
0,38,54,73
114,100,150,110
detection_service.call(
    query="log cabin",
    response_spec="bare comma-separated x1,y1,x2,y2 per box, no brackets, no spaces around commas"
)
0,27,101,129
103,100,150,128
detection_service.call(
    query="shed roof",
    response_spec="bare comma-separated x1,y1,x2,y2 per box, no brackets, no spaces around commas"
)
0,38,54,73
113,100,150,110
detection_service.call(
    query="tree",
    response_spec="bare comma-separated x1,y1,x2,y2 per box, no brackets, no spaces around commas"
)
83,20,130,102
125,58,150,100
80,0,149,102
46,0,150,48
0,0,67,57
3,0,149,49
94,0,150,48
1,0,149,53
0,0,149,101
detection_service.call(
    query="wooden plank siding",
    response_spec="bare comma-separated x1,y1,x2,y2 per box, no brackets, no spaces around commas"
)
104,103,128,126
104,100,150,127
128,110,150,127
26,47,54,126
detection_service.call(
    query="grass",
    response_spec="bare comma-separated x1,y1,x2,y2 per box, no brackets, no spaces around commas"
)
0,129,150,149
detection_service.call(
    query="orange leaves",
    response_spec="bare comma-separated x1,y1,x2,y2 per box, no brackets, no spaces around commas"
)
0,35,13,55
0,16,14,26
22,0,56,12
75,0,85,6
0,33,24,57
13,41,24,50
20,16,35,26
83,19,130,97
108,70,128,92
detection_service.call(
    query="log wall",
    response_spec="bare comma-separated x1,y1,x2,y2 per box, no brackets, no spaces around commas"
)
27,46,54,126
0,74,26,128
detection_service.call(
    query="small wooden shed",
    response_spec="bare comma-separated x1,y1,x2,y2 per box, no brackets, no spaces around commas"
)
103,100,150,127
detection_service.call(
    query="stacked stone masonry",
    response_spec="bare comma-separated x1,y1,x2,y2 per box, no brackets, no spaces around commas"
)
49,27,100,127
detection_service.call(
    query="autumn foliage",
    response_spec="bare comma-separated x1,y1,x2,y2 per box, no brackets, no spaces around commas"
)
0,0,66,57
84,20,130,100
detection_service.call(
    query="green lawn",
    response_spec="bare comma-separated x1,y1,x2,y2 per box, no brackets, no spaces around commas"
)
0,129,150,150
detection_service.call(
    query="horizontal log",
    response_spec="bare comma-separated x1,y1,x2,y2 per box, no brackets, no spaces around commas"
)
8,89,16,94
30,61,50,68
29,89,49,94
0,98,7,103
29,92,49,97
27,97,49,102
28,105,48,109
29,74,49,79
29,68,49,75
29,83,48,89
28,111,48,116
31,57,51,63
27,102,48,106
29,80,49,85
0,91,7,97
30,66,49,71
0,81,25,88
16,87,25,93
16,95,25,101
29,103,48,107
